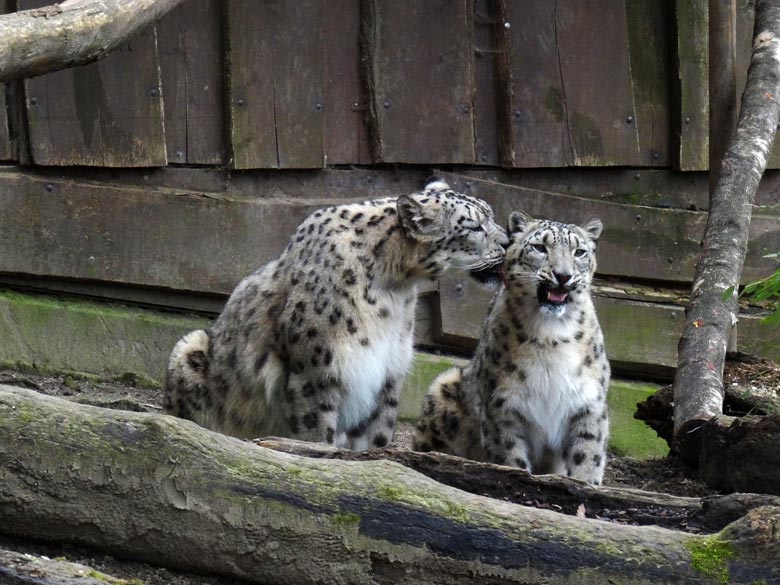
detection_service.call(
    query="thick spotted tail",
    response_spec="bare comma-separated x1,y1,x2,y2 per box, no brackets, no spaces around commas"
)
163,329,210,419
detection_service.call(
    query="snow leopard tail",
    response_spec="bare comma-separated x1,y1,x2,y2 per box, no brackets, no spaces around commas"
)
413,367,480,458
163,329,211,420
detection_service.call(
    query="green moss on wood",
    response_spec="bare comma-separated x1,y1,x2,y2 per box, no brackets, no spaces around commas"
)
685,536,735,584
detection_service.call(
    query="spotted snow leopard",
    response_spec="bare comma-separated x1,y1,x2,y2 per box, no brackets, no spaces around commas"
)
165,179,509,450
414,211,610,484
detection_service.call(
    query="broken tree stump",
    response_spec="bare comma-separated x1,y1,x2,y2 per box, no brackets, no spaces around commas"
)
1,385,780,584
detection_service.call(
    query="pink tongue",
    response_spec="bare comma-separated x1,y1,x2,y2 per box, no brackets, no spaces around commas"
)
547,290,568,303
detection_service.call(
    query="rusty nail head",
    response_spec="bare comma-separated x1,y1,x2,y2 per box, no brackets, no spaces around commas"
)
30,97,38,106
45,183,54,192
685,117,691,124
461,104,470,114
635,214,641,222
237,98,245,106
455,283,464,293
383,100,390,109
626,115,633,124
315,102,323,112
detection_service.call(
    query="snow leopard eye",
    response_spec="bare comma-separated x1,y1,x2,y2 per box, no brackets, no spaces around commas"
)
574,248,587,258
532,243,547,254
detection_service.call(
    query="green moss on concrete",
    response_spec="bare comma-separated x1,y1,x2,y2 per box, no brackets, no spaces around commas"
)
0,289,210,386
608,381,668,459
399,353,467,421
685,536,735,585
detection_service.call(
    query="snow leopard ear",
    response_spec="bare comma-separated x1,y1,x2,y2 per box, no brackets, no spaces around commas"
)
507,210,534,236
423,176,451,192
580,217,603,242
397,195,445,241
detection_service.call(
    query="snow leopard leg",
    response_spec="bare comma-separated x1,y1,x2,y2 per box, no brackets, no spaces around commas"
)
563,404,609,485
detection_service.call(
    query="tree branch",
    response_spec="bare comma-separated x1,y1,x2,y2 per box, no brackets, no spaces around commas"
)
0,0,189,82
673,0,780,460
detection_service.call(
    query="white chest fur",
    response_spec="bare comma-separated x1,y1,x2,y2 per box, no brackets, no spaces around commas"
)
504,340,600,457
336,293,414,432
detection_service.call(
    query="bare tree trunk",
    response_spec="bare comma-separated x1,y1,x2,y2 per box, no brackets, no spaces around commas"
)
673,0,780,462
0,0,189,82
2,385,780,584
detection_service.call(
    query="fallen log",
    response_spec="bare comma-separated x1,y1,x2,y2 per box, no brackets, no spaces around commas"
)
1,386,780,584
257,438,780,534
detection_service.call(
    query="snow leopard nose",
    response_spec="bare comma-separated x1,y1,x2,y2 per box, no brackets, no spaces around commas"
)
554,272,573,287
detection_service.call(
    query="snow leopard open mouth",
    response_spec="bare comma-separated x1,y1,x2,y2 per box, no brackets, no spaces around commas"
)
537,284,570,306
469,261,505,287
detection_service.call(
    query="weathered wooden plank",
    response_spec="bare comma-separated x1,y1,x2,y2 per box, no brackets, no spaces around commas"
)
324,0,369,165
0,87,9,161
556,0,641,166
0,1,10,161
461,168,710,210
20,0,166,167
227,0,325,169
0,169,436,296
625,0,672,166
363,0,475,163
471,0,499,166
675,0,709,170
442,172,780,283
156,0,225,165
0,174,316,294
497,0,571,167
0,0,11,161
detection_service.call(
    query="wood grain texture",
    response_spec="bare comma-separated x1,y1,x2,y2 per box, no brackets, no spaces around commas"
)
20,0,166,167
498,0,571,167
325,0,370,165
363,0,475,163
156,0,225,165
675,0,709,170
227,0,325,169
625,0,672,166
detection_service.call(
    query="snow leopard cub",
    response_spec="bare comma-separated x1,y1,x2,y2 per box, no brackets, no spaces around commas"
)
414,211,610,484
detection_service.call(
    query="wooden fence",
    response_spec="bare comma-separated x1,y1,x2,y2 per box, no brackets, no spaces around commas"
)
1,0,779,378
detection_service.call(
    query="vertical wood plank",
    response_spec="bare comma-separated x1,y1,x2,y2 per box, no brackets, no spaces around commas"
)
227,0,325,169
363,0,475,164
472,0,499,166
675,0,709,170
0,0,11,161
157,0,225,165
709,0,738,186
21,0,166,167
625,0,672,166
324,0,369,165
556,0,641,166
497,0,572,167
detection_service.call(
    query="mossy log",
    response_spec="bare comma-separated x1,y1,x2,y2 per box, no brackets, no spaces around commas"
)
257,438,780,534
1,386,780,584
0,0,188,82
0,547,127,584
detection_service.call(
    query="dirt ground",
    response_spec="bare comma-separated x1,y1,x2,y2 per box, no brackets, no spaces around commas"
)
0,364,744,584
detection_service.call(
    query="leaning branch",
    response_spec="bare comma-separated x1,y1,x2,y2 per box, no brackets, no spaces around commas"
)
673,0,780,460
0,0,189,82
1,386,779,584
